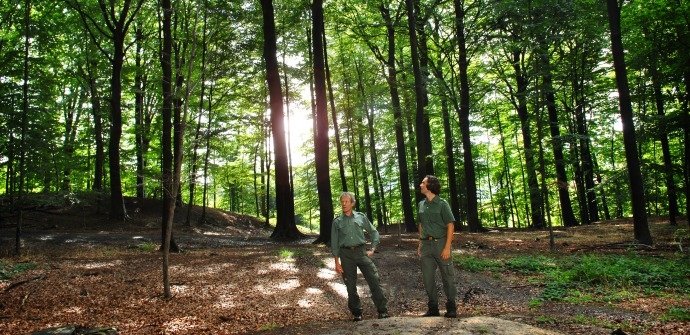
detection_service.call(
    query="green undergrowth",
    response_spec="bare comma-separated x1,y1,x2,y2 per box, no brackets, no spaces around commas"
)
0,259,37,280
456,252,690,316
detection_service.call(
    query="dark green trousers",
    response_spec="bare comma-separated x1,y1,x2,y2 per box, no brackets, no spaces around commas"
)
420,239,457,308
340,246,388,315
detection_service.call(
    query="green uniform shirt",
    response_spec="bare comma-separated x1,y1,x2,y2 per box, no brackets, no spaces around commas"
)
418,196,455,239
331,211,379,257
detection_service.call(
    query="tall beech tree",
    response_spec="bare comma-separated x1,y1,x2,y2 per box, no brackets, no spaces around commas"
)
260,0,302,241
4,0,687,246
69,0,145,221
453,0,481,232
405,0,434,185
311,0,335,244
161,0,175,298
606,0,652,245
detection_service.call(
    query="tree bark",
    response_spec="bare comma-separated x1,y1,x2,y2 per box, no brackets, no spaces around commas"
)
536,36,579,227
134,25,146,202
379,4,416,232
161,0,174,298
261,0,302,241
311,0,334,244
453,0,481,232
649,54,678,225
405,0,434,183
606,0,652,245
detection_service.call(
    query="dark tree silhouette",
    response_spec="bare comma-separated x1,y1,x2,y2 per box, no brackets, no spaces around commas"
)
454,0,482,232
260,0,302,241
311,0,335,244
606,0,652,245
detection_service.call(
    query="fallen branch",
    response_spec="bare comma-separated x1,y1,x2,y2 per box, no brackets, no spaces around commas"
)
3,275,45,292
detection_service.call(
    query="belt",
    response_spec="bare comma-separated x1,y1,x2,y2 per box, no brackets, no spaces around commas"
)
420,236,443,241
343,244,365,250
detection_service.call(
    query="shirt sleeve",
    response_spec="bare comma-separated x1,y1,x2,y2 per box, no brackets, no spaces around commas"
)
441,199,455,224
331,216,341,256
362,214,380,247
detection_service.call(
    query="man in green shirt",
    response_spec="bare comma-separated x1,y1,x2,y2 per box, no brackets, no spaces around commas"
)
417,175,457,318
332,192,390,321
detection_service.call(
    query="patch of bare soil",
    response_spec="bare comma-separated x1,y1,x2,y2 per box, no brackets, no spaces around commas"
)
1,197,689,335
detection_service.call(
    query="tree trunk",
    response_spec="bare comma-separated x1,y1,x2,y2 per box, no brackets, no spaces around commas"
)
134,26,146,202
442,101,460,226
606,0,653,245
379,4,415,232
453,0,481,232
109,32,126,221
405,0,434,182
650,60,679,225
186,8,208,225
61,90,83,192
16,0,30,255
571,91,590,224
161,0,174,298
497,114,519,227
71,0,145,220
511,49,544,229
357,57,387,227
323,27,347,193
201,85,215,222
537,37,579,227
311,0,334,244
85,58,104,193
261,0,302,241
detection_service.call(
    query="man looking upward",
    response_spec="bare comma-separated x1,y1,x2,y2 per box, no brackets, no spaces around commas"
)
417,175,457,318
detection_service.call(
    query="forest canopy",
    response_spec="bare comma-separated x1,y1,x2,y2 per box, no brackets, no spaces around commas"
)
1,0,688,239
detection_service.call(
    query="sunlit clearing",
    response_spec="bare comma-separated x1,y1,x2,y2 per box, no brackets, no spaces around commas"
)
171,284,190,295
78,260,123,269
254,278,300,295
329,281,348,298
298,298,315,307
189,263,231,276
61,306,85,316
306,287,323,295
260,262,298,274
164,316,201,333
213,292,237,309
317,267,337,280
296,288,324,307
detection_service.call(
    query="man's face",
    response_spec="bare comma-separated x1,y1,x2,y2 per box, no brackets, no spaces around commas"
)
340,196,354,214
420,177,429,195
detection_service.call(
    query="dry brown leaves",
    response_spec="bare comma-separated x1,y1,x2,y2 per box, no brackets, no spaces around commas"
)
1,244,350,334
2,210,690,335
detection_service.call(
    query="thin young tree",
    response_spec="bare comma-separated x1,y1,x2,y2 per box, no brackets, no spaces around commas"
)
160,0,175,298
15,0,30,255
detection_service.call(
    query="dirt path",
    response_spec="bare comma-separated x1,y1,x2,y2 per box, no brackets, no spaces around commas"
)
261,316,565,335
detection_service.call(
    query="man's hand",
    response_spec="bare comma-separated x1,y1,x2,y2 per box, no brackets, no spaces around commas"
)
334,257,344,275
441,247,451,260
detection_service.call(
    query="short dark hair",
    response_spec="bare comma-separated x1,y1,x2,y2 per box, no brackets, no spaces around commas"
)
425,175,442,195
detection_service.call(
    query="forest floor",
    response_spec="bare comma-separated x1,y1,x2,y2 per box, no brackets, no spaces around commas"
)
0,195,689,335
